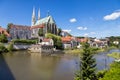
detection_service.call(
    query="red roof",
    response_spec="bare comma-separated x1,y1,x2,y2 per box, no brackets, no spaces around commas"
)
10,24,31,30
31,24,45,29
43,38,51,42
61,36,72,42
76,38,87,42
0,27,10,37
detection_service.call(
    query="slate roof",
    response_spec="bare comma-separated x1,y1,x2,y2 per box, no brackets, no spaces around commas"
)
35,16,55,25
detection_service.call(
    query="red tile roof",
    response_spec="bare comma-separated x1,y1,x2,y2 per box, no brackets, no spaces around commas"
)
75,38,87,42
0,27,10,37
31,24,45,29
10,24,31,30
43,38,51,42
61,36,73,43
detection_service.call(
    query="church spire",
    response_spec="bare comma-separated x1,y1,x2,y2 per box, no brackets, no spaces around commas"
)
31,7,36,26
38,8,40,20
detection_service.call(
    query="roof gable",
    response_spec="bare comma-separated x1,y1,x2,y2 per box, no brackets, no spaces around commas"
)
35,16,55,25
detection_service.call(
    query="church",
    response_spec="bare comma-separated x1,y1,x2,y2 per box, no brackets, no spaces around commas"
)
31,8,58,38
9,8,59,40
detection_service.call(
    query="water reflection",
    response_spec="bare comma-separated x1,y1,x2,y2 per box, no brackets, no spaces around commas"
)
0,54,15,80
0,49,119,80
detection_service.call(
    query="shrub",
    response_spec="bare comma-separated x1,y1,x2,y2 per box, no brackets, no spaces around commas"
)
0,43,8,53
7,42,14,52
12,39,37,44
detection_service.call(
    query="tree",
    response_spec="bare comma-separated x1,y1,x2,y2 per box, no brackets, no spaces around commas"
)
38,28,43,36
7,23,13,33
75,42,97,80
0,34,8,43
45,33,63,49
58,28,62,36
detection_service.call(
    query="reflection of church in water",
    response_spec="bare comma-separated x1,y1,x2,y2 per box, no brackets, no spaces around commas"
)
31,8,58,38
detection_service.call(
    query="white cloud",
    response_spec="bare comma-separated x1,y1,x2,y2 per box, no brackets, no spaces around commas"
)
103,11,120,20
90,32,96,34
77,26,87,30
84,33,89,37
69,18,77,23
63,29,71,33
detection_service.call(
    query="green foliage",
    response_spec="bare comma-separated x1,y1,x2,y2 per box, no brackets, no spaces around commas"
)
45,33,63,49
58,28,62,36
108,36,120,48
38,28,43,36
75,42,97,80
107,52,120,59
0,34,8,43
97,70,107,79
0,43,8,53
12,39,37,44
7,23,13,33
7,42,14,52
99,62,120,80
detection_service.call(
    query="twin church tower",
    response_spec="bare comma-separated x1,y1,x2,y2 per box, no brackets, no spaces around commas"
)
31,7,58,37
31,7,41,26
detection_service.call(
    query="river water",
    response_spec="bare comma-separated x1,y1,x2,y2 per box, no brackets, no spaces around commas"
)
0,49,119,80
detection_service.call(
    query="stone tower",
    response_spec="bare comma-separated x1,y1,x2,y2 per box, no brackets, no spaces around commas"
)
31,7,36,26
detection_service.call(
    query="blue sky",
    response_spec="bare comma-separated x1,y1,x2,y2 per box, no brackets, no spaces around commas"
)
0,0,120,38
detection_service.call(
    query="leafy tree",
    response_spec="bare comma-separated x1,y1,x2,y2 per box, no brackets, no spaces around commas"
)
75,42,97,80
0,34,8,43
7,23,13,33
45,33,63,49
38,28,43,36
58,28,62,36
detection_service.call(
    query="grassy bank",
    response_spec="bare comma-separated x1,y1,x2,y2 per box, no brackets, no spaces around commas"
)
64,47,105,55
107,52,120,59
63,49,83,55
99,62,120,80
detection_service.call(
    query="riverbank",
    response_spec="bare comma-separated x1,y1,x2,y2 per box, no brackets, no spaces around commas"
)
99,62,120,80
63,48,105,55
107,52,120,59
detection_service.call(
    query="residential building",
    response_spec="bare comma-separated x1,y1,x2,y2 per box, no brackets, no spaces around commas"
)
61,36,78,49
0,26,10,37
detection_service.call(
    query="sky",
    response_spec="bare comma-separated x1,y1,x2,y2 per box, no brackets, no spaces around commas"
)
0,0,120,38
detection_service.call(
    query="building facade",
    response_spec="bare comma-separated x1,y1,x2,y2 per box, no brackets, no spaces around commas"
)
31,8,58,38
9,24,31,39
0,26,10,37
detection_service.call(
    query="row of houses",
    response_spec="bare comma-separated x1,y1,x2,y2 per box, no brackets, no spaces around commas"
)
0,25,110,49
61,36,110,49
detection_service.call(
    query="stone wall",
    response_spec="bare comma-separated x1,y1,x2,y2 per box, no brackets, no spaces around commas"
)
13,44,31,50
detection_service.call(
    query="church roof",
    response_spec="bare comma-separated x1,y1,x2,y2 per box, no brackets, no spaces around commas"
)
35,16,55,25
31,24,44,29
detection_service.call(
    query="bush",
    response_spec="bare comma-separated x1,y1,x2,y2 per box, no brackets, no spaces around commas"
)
7,42,14,52
99,62,120,80
45,33,63,49
12,39,37,44
0,34,8,43
97,70,107,79
0,43,8,53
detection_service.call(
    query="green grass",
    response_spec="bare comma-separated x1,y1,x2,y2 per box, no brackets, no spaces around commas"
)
107,52,120,59
64,49,83,55
99,62,120,80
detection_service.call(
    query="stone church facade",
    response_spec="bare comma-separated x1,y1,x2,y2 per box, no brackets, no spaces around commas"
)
9,8,58,40
31,8,58,38
9,24,31,39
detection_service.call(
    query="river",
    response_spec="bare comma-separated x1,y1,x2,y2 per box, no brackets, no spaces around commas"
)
0,49,119,80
